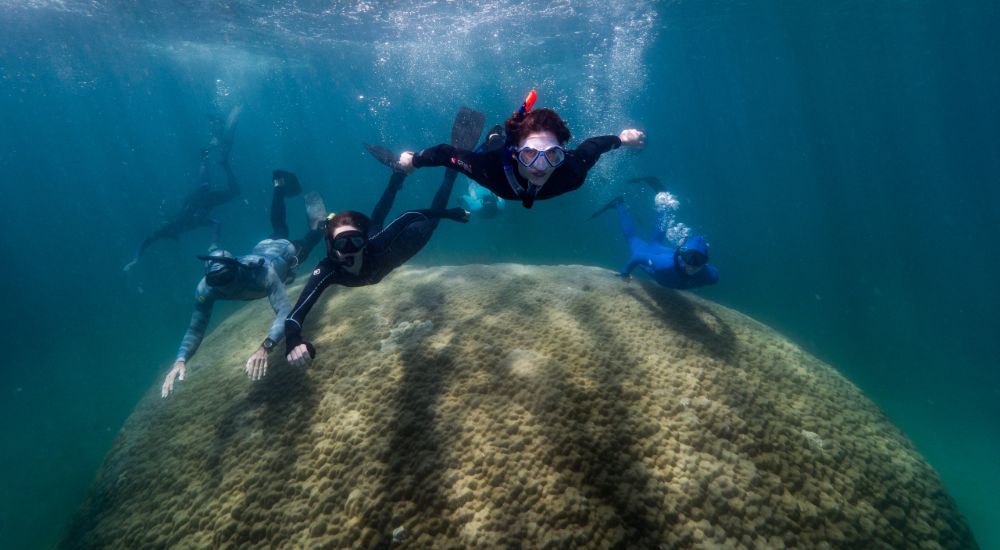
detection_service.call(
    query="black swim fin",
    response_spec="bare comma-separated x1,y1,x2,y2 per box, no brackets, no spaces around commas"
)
626,176,665,192
451,106,486,150
364,143,402,172
588,195,625,220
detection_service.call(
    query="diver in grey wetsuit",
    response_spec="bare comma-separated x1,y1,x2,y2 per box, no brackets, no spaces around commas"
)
161,171,327,397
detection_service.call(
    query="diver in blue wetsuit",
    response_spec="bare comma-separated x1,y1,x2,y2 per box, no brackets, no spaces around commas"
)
590,196,719,290
161,170,328,398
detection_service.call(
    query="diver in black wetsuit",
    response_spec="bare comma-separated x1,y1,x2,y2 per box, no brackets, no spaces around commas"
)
283,108,483,367
124,106,242,272
395,90,646,209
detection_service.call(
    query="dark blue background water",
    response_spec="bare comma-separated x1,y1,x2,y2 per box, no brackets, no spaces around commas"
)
1,2,996,548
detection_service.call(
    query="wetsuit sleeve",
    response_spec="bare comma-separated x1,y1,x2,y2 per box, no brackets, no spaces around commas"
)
412,145,485,182
620,258,643,278
284,257,338,354
368,210,438,254
264,267,292,345
573,136,622,170
703,265,720,286
176,282,215,362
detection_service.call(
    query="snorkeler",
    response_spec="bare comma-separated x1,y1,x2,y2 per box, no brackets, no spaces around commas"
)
123,105,243,272
589,194,719,290
283,108,484,367
161,170,328,397
395,90,646,208
459,182,506,219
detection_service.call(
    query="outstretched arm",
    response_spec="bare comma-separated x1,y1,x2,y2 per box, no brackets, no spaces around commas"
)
163,284,214,397
246,269,292,380
399,146,485,179
573,136,623,170
284,257,338,364
618,257,644,280
367,208,469,254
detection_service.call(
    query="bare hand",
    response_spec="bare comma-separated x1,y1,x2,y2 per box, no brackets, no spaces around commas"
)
619,129,646,148
616,272,633,283
398,151,416,174
245,347,269,381
287,343,313,368
161,360,186,398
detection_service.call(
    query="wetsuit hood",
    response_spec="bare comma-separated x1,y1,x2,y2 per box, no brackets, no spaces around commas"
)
197,250,264,287
676,236,709,269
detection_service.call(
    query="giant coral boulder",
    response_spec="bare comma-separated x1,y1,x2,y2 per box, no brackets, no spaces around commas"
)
62,264,978,549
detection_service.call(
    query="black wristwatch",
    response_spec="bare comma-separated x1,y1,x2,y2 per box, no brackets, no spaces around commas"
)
262,338,277,352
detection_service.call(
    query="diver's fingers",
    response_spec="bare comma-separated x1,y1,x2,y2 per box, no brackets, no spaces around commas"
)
178,364,186,381
252,356,263,380
289,344,310,368
161,377,171,398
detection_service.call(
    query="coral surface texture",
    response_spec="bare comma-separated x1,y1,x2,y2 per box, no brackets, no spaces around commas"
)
63,264,978,549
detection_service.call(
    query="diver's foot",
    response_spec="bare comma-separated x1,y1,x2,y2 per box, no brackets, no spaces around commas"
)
272,169,302,197
364,143,403,173
304,191,328,231
485,124,503,145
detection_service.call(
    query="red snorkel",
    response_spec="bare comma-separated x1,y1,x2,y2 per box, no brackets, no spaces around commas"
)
519,89,537,115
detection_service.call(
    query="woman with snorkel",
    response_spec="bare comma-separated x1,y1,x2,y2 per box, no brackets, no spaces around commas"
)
395,90,646,209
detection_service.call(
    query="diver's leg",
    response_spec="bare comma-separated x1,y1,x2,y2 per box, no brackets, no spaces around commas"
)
204,159,241,208
292,192,328,265
369,171,407,234
125,222,180,270
431,169,460,213
615,202,639,241
209,218,222,250
270,187,289,239
219,157,240,201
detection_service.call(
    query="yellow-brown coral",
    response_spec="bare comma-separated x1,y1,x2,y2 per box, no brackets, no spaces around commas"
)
61,264,978,549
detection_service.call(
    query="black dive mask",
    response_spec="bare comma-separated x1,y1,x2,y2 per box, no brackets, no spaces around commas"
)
679,248,708,268
331,231,367,254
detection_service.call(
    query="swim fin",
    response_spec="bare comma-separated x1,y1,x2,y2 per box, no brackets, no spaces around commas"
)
273,169,302,197
626,176,664,192
303,191,328,231
451,106,486,150
588,195,625,220
364,143,402,172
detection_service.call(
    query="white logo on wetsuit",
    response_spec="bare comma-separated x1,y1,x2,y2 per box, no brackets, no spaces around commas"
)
313,268,321,275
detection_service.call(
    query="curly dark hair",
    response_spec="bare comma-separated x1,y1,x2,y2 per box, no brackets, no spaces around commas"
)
504,108,572,146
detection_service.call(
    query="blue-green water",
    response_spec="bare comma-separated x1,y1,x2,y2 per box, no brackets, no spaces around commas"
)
1,1,996,548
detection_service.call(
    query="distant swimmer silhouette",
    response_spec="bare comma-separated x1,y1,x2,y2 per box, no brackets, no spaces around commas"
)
284,108,483,367
459,182,506,219
395,90,646,209
124,105,242,272
590,192,719,290
161,169,328,397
